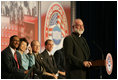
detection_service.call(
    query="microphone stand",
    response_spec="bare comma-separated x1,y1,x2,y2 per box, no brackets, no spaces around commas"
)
93,41,104,79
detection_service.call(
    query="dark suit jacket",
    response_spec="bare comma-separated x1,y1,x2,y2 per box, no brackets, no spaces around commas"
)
41,49,58,74
1,46,25,79
54,48,65,72
63,32,90,79
33,53,44,78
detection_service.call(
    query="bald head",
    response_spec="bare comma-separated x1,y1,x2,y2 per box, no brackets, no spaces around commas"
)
72,19,83,28
31,40,40,53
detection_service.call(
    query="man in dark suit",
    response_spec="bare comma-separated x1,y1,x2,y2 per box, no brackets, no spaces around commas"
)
41,39,65,79
63,19,92,79
31,40,58,79
1,35,29,79
54,48,65,72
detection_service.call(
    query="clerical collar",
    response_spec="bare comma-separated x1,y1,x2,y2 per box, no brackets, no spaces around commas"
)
46,50,52,56
79,34,81,37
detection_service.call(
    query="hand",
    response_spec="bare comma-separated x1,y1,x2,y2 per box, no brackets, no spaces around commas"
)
58,70,66,76
83,61,92,68
24,70,29,74
28,45,32,54
43,72,58,79
52,74,58,79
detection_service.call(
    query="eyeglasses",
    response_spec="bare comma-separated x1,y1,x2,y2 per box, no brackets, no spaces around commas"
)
75,24,84,27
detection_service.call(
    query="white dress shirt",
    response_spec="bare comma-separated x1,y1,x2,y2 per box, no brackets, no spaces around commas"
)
9,46,16,57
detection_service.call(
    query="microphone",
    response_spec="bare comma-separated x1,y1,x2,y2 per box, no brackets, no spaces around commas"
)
92,41,104,79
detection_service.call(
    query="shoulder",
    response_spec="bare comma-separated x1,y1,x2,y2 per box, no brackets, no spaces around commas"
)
63,34,75,44
54,50,60,56
1,47,11,56
40,50,46,57
64,35,73,42
41,49,47,55
2,47,9,52
64,35,72,39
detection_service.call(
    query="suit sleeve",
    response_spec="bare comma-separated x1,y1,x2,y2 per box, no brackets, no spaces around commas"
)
34,62,43,75
54,51,64,71
63,36,84,69
41,56,54,73
34,55,44,75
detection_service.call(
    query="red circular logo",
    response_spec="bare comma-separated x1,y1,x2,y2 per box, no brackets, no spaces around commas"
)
106,53,113,75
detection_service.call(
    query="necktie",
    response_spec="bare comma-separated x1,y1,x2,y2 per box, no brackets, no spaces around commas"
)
50,55,53,61
50,55,55,66
14,52,19,69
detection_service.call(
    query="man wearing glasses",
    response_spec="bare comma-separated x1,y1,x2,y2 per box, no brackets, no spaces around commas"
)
63,19,92,79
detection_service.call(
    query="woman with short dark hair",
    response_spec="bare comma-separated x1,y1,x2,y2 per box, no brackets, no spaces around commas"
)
17,38,35,70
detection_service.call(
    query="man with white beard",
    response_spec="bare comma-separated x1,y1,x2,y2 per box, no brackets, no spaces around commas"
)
63,19,92,79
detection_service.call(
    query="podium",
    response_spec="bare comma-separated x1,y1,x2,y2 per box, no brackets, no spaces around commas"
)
90,53,113,75
91,60,105,66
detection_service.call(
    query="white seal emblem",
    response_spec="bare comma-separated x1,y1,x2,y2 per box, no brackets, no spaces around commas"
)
106,53,113,75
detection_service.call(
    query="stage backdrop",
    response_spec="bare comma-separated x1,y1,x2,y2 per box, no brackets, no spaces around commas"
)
1,1,38,51
40,1,71,54
1,1,71,54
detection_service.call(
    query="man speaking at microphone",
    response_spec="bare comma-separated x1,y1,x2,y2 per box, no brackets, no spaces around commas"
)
63,18,92,79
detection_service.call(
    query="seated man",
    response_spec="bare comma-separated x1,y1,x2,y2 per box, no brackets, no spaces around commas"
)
31,40,58,79
1,35,29,79
40,39,65,79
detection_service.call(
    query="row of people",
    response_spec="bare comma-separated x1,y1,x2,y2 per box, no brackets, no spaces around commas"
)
1,35,65,79
2,18,92,79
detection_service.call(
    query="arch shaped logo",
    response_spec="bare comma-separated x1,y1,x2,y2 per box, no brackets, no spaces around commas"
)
44,2,68,45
